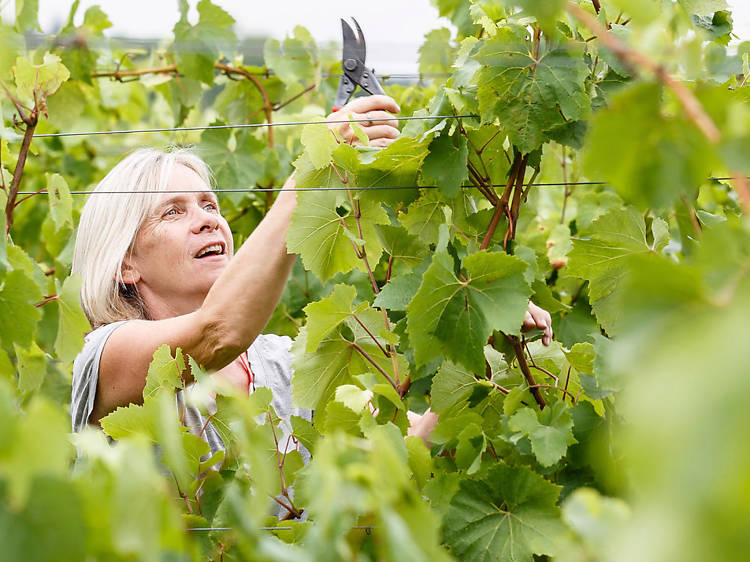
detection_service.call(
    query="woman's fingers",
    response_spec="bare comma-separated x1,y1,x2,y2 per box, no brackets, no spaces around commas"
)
360,124,399,140
326,95,401,146
344,94,400,115
523,302,554,346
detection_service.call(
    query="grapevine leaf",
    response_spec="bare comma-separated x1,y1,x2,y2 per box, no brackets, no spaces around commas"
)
290,415,320,453
419,28,457,75
405,436,433,490
12,53,70,107
199,127,266,192
142,345,186,399
303,284,365,352
444,463,566,561
509,402,577,467
172,0,237,85
584,82,715,209
14,0,41,32
373,273,422,311
0,26,24,80
100,402,154,440
376,224,430,267
421,133,469,197
263,26,318,86
286,189,388,281
0,270,43,349
334,384,373,412
356,136,430,206
291,328,356,411
407,251,531,373
431,360,477,415
567,208,667,335
476,25,588,153
399,190,445,247
300,124,338,169
506,0,565,29
53,275,90,363
0,397,72,508
13,342,46,394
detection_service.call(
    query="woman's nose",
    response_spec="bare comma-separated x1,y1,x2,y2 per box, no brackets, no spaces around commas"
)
192,206,220,232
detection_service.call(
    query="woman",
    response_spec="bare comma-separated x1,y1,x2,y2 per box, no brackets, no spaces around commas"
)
70,95,553,457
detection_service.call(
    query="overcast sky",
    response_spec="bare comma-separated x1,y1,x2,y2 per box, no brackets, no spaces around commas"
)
4,0,750,73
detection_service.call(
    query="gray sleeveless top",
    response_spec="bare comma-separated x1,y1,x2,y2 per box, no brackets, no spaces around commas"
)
71,321,312,464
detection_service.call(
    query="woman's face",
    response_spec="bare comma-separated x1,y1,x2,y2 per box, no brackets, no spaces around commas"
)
124,164,234,317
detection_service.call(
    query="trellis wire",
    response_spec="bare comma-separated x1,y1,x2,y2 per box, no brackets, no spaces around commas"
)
186,526,374,532
32,114,476,139
15,178,739,197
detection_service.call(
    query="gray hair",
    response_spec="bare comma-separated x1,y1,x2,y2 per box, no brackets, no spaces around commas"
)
72,148,213,328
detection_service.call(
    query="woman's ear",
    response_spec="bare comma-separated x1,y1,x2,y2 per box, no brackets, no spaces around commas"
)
120,260,141,285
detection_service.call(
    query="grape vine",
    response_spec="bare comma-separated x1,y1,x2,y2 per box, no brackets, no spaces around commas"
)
1,1,750,560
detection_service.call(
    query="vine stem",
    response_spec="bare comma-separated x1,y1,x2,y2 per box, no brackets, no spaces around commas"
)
350,340,398,391
480,152,522,250
5,110,38,233
352,313,390,359
507,335,547,409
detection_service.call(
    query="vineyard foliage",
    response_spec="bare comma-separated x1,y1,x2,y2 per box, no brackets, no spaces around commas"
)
1,0,750,560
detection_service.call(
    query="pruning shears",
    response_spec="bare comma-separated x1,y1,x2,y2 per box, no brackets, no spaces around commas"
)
332,18,386,112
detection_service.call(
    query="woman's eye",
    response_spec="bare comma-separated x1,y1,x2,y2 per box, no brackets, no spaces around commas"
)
204,203,218,212
164,208,178,217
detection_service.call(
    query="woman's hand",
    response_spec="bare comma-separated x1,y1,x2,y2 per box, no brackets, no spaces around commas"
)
327,94,401,147
523,302,553,346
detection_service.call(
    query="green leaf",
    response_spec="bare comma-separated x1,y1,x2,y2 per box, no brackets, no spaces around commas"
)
419,28,456,75
506,0,565,29
405,436,433,489
0,397,73,507
100,402,154,439
476,25,588,153
509,402,577,466
199,127,266,190
142,345,186,399
300,124,338,169
431,360,477,415
334,384,373,412
399,190,445,247
421,133,469,197
373,273,422,311
407,251,531,373
0,26,24,80
303,284,364,352
444,463,566,561
567,208,667,335
562,488,631,554
584,82,715,209
291,328,356,411
376,224,430,267
12,53,70,106
0,270,43,349
13,342,46,394
372,382,404,411
290,414,319,453
356,136,430,206
172,0,237,85
263,26,318,86
287,189,389,281
15,0,41,32
54,274,90,363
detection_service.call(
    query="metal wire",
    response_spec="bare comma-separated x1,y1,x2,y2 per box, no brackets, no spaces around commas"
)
33,114,476,139
186,526,375,532
16,178,740,197
16,182,610,196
